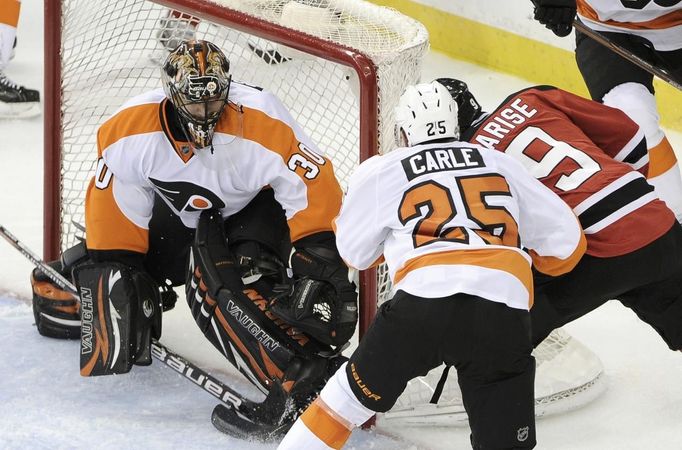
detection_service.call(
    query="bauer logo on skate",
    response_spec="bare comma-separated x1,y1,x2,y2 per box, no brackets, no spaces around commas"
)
401,146,484,181
350,362,381,401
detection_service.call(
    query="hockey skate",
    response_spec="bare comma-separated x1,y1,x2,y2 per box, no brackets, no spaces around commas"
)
0,71,40,119
212,355,347,441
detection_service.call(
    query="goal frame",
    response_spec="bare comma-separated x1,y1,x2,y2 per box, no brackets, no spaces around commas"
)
43,0,379,336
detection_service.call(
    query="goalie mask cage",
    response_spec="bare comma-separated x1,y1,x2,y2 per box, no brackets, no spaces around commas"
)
44,0,604,427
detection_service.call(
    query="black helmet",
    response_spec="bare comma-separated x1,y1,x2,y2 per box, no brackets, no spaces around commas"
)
162,40,231,149
435,78,482,133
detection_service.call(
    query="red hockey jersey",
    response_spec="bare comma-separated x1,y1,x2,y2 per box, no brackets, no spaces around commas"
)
464,86,675,257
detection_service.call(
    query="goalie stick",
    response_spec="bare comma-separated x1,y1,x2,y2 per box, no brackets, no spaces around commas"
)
0,224,268,418
573,19,682,91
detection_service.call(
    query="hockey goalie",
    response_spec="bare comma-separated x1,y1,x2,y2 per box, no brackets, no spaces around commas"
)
29,39,356,438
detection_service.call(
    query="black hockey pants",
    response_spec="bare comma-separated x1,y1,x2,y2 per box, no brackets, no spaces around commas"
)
532,223,682,350
347,291,536,449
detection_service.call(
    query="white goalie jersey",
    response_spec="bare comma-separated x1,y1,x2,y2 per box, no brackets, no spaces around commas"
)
334,141,586,310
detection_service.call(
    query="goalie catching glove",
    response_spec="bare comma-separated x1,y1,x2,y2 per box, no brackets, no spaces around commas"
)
271,246,358,347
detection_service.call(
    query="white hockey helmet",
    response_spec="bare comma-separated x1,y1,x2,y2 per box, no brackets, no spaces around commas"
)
394,81,458,148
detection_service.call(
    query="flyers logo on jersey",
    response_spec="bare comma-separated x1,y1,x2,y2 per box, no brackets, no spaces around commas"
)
150,177,225,213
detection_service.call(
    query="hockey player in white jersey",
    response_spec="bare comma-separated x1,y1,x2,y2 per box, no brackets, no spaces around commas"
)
29,40,357,435
278,81,586,450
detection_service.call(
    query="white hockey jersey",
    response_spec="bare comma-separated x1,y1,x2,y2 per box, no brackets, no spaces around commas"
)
577,0,682,51
85,83,342,254
334,141,586,310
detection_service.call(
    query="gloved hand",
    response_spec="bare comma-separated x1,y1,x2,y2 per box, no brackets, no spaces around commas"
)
269,277,358,347
532,0,576,37
285,246,358,346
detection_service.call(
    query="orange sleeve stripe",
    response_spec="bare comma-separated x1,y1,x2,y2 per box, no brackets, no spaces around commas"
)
300,398,353,449
648,137,678,179
288,165,343,241
394,248,533,299
530,230,586,277
97,102,163,157
578,1,682,30
225,106,342,241
85,178,149,253
0,0,20,27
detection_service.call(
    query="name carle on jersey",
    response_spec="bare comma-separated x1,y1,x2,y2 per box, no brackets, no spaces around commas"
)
401,145,485,181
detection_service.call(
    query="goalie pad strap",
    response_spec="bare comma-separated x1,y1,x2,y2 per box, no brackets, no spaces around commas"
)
75,262,161,376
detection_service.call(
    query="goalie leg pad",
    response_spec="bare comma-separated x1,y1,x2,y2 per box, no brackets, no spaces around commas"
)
187,209,329,392
74,263,162,376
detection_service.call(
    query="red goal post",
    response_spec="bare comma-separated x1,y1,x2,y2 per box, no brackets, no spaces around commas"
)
43,0,429,338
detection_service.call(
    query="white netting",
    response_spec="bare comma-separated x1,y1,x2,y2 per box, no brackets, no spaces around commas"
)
57,0,428,250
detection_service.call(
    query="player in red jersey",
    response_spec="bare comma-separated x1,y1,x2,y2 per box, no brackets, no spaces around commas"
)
531,0,682,222
442,78,682,349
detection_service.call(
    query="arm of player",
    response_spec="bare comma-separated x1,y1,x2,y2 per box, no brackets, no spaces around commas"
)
239,89,344,243
333,160,387,271
501,154,586,276
540,87,648,174
282,135,343,243
85,161,154,261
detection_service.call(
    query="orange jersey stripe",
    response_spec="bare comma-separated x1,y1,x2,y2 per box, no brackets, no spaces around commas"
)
97,102,163,157
0,0,20,27
578,1,682,30
220,105,342,241
300,398,353,449
85,178,149,253
530,228,586,277
394,248,534,305
648,137,678,179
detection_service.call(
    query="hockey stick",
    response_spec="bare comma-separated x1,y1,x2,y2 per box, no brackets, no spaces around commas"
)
573,20,682,91
0,224,261,413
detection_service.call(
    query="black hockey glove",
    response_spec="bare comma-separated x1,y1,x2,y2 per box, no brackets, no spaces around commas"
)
532,0,576,37
278,247,358,346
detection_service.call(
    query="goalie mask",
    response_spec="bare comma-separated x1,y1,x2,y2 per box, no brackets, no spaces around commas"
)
394,81,458,148
435,78,483,134
162,40,231,149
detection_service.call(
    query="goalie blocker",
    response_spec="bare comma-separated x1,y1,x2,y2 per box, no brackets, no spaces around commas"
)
74,263,162,376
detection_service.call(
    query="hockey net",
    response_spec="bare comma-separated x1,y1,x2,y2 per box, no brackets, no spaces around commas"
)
44,0,604,426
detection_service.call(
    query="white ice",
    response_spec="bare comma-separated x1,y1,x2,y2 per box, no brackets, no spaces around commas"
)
1,2,681,449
